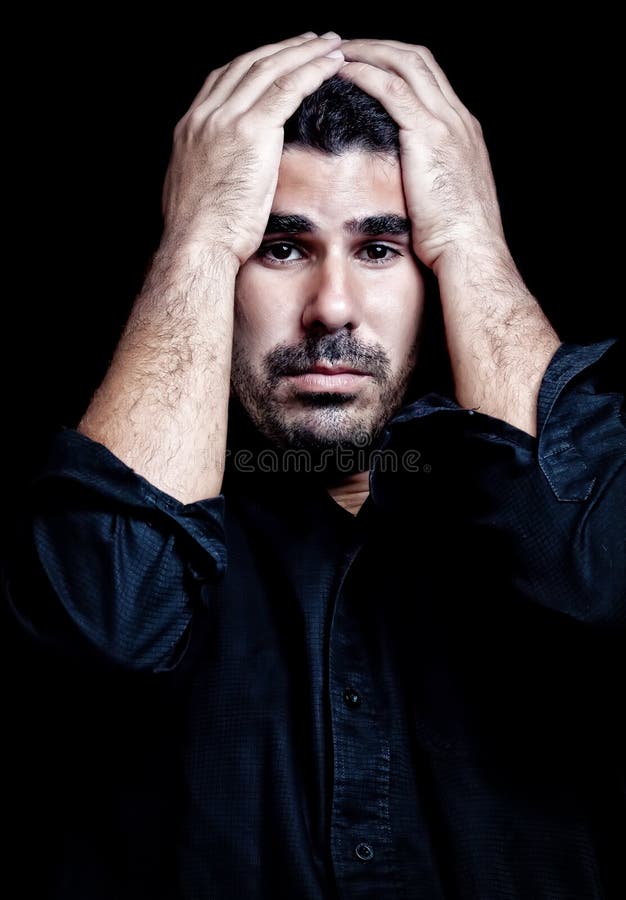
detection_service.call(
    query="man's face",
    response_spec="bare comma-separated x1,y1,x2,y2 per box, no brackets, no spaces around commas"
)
232,148,426,454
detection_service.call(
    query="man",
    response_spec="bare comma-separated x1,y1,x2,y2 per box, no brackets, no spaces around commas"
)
5,32,624,899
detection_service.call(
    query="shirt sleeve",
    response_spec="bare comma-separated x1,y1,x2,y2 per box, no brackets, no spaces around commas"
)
4,429,227,672
461,338,625,628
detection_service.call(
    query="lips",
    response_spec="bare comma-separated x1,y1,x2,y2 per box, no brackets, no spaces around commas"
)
284,364,371,394
283,363,371,378
292,364,369,377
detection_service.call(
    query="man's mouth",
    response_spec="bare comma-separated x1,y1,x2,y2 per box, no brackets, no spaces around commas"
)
285,363,370,392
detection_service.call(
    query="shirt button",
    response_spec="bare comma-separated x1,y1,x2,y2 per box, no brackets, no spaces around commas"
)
354,842,374,862
343,686,361,708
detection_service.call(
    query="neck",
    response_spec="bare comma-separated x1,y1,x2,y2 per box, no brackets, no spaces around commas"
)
326,470,370,515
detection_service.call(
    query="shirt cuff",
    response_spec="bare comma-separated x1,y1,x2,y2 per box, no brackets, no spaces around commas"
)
38,428,227,576
536,338,624,501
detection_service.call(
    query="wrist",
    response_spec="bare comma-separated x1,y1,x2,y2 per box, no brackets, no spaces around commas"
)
432,236,525,296
157,229,241,278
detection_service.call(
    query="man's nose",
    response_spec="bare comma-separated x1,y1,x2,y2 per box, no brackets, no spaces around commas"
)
301,255,361,334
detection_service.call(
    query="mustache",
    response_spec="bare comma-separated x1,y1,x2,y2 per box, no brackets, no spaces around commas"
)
265,333,391,384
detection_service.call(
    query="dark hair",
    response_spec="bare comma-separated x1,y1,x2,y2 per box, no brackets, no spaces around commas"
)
283,75,399,154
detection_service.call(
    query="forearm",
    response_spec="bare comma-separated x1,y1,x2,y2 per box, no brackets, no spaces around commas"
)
5,429,228,670
78,238,240,502
336,43,561,436
434,241,560,435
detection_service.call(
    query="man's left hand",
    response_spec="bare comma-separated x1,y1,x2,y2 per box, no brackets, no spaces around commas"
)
339,39,506,270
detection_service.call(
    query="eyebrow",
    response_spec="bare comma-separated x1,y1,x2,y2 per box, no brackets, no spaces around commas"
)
346,215,411,236
264,213,411,237
265,214,317,235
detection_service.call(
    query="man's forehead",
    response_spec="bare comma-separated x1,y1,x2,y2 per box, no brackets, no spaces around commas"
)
272,149,408,231
276,147,403,191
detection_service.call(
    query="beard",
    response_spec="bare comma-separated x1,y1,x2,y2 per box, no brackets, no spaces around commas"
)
231,330,416,474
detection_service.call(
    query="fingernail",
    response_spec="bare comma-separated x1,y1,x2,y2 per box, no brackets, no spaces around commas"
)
299,31,317,38
321,31,340,39
324,49,344,59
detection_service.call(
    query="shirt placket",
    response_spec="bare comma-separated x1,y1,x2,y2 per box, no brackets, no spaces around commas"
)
328,544,401,899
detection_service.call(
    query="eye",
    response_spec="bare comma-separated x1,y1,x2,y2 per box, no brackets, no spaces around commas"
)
257,241,305,264
359,243,401,264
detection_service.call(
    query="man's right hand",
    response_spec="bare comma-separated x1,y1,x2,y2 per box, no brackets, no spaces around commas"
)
78,31,344,503
161,32,344,265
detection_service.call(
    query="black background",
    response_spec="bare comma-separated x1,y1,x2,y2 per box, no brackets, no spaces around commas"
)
6,8,623,523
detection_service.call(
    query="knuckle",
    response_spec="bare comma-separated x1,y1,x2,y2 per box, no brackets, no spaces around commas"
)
387,74,410,98
186,108,206,133
229,113,256,141
408,50,428,69
235,41,280,69
208,105,230,131
272,72,293,95
470,113,483,134
424,50,440,69
204,106,233,141
409,53,438,85
203,65,225,88
230,49,256,70
248,57,271,77
173,117,186,140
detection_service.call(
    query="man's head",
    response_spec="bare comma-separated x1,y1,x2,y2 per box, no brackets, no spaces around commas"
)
231,76,427,461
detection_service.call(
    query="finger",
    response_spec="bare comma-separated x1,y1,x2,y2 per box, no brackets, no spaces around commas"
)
337,60,431,133
246,49,346,124
200,33,344,120
341,40,466,115
189,32,318,113
368,42,463,110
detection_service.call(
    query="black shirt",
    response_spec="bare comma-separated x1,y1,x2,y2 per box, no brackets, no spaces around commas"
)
5,340,626,899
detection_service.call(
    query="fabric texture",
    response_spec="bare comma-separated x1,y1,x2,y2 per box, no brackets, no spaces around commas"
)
4,339,625,899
